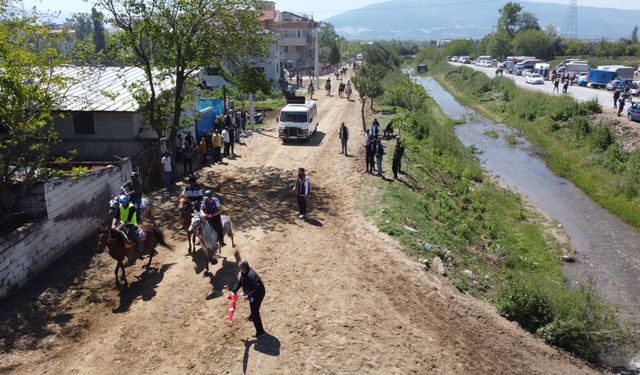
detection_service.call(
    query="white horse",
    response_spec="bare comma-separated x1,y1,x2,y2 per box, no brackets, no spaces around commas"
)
188,214,235,272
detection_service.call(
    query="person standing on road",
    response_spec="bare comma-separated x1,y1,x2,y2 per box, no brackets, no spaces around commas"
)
229,125,236,156
230,260,266,338
198,136,207,164
182,139,194,176
161,151,172,189
292,167,310,219
212,130,223,163
366,135,377,174
222,126,231,158
392,136,405,179
553,78,560,93
562,78,569,94
339,122,349,155
613,89,621,109
371,118,380,138
375,139,385,177
618,95,627,117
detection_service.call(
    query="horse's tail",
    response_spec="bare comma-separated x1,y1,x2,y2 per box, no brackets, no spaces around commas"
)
152,227,173,251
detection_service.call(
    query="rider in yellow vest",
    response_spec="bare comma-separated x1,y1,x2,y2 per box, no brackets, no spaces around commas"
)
112,194,139,244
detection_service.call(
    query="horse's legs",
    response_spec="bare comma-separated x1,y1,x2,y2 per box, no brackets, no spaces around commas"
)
146,245,153,269
114,262,120,286
228,225,236,248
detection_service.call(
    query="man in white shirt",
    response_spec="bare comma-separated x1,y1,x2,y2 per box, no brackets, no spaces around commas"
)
161,151,172,188
222,126,231,157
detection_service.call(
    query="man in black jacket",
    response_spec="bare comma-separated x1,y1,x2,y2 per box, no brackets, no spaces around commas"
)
392,136,405,179
231,260,266,337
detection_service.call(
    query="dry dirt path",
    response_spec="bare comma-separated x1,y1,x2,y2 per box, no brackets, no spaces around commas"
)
0,78,603,374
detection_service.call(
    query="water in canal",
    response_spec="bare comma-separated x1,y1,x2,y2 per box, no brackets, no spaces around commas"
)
414,76,640,369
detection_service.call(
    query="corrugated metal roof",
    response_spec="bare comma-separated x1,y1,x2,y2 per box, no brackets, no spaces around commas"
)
56,66,175,112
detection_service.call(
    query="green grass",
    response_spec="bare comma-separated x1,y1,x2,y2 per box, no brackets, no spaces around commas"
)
429,62,640,229
369,74,635,364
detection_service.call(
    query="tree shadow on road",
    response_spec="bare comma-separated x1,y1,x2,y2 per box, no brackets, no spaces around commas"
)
112,263,174,313
201,166,335,234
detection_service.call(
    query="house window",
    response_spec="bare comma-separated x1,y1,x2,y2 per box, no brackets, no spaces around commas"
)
72,112,95,135
297,30,301,38
284,46,289,53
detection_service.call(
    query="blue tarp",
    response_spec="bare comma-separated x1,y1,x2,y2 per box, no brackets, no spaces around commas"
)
195,98,224,140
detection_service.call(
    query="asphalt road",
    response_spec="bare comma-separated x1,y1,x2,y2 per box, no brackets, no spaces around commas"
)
449,62,621,111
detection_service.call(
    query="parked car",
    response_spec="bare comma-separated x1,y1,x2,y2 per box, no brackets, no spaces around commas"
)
461,57,471,64
525,73,545,85
606,78,633,91
576,72,589,86
628,102,640,122
629,81,640,96
451,56,459,62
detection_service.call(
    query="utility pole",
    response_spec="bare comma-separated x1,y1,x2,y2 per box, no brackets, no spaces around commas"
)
563,0,578,39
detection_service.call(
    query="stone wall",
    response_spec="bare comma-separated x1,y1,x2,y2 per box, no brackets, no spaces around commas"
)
0,159,132,298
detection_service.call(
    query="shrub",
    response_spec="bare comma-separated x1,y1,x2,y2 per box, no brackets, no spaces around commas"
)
590,126,614,151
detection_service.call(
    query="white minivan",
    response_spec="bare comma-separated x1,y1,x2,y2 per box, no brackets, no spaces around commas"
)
278,101,318,142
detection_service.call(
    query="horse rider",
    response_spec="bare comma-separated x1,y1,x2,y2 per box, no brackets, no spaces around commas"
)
181,174,204,211
201,190,226,247
122,171,143,220
112,194,141,250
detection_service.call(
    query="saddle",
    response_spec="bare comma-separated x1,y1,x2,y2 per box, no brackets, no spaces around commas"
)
116,225,146,249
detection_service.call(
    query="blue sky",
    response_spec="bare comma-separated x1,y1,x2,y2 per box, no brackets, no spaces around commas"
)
21,0,640,21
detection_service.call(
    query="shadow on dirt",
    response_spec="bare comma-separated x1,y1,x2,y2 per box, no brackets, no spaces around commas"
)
242,334,281,374
182,166,336,234
112,263,174,313
206,251,241,300
0,236,110,353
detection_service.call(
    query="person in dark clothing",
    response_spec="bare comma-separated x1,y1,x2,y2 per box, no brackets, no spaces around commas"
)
183,141,194,176
365,135,377,174
339,122,349,155
231,260,266,338
392,137,405,179
229,126,236,155
292,167,310,219
613,89,621,109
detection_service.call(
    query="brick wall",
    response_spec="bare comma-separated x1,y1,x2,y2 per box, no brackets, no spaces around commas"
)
0,159,131,298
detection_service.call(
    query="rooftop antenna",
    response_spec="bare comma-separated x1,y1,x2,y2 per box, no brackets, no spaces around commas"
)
562,0,578,39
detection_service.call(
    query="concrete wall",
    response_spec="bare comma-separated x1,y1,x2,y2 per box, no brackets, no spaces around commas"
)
0,159,132,298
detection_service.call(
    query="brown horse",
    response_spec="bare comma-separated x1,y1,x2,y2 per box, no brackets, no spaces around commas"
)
97,224,172,286
178,195,197,252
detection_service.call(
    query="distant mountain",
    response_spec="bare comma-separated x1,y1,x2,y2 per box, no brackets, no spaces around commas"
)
325,0,640,40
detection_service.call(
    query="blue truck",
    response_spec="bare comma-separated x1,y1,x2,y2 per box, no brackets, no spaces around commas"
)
587,69,617,89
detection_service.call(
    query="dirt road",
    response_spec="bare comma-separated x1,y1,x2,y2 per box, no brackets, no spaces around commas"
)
0,79,602,374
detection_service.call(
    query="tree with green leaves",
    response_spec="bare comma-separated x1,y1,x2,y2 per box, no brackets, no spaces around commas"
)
91,7,106,53
443,39,476,57
497,2,523,37
631,25,639,45
65,12,92,41
352,64,385,131
512,29,552,59
0,5,70,216
517,11,540,31
319,22,342,66
98,0,270,156
231,66,272,130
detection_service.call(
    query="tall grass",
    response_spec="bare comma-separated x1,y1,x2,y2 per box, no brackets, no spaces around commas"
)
372,76,635,363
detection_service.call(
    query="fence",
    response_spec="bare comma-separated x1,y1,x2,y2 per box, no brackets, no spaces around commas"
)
0,159,132,298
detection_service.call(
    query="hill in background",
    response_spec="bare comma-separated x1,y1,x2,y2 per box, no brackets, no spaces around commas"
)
325,0,640,40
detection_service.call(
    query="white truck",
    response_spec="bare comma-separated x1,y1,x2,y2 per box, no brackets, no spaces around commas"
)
278,101,319,142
